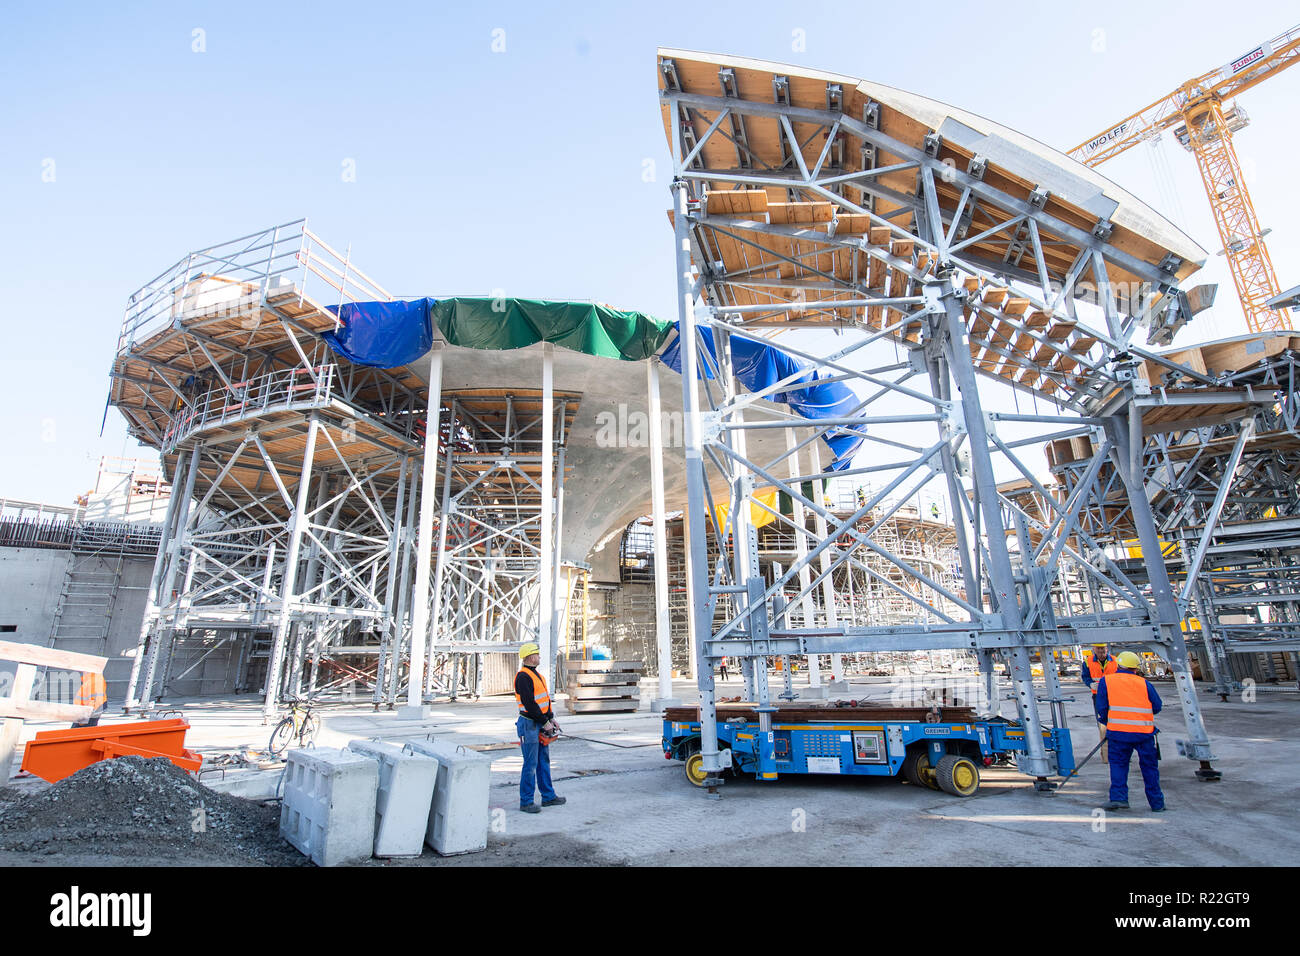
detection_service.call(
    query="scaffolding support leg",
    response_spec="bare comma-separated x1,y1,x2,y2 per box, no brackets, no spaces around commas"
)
1107,412,1220,780
263,419,319,724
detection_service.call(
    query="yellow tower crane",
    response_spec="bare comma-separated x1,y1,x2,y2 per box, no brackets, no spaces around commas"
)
1069,24,1300,334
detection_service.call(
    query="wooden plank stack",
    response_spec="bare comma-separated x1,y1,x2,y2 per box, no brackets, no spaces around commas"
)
564,660,643,714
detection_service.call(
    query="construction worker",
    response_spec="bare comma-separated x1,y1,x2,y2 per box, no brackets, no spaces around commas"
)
1081,644,1118,760
1096,651,1165,812
514,642,565,814
72,670,107,728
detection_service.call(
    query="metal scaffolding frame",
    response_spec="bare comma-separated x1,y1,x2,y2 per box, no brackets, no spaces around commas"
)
658,52,1264,788
1033,338,1300,696
422,383,572,697
113,221,430,720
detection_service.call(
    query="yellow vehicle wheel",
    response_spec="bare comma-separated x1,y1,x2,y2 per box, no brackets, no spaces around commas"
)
936,755,980,797
684,750,709,787
903,749,940,790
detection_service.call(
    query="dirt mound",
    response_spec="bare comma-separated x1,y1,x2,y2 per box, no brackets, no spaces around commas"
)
0,756,306,866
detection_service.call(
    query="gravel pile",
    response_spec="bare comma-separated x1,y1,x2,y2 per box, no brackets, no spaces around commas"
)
0,756,306,866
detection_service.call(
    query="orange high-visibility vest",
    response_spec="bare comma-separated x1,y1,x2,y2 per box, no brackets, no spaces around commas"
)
1103,672,1154,734
514,667,551,715
76,672,107,709
1086,653,1117,695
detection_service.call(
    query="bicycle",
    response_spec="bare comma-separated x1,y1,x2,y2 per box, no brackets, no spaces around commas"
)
268,695,320,756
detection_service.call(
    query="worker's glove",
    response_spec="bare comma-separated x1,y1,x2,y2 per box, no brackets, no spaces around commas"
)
542,720,559,736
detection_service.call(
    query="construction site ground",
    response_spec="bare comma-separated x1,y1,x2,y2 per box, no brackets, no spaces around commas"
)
2,673,1296,867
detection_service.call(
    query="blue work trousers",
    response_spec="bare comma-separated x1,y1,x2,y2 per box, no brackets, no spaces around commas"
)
1107,732,1164,809
517,715,556,808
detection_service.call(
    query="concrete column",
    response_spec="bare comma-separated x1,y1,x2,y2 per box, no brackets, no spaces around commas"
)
648,358,680,709
403,343,444,717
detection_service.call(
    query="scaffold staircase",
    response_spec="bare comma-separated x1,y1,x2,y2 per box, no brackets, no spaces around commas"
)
46,552,126,658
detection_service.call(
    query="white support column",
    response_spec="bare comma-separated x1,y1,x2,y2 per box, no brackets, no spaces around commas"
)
263,420,319,723
402,343,444,717
648,359,681,709
786,428,823,695
539,344,556,690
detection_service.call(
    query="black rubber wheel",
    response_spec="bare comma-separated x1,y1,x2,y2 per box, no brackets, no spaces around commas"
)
903,749,940,790
268,718,295,756
935,754,980,797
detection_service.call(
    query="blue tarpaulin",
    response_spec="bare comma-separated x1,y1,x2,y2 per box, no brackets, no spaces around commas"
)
659,326,862,470
322,298,436,369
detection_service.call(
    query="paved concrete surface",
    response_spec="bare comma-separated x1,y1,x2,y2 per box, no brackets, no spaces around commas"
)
5,673,1297,866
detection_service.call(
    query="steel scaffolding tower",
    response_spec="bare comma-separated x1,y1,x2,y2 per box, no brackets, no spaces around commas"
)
658,49,1269,788
1032,332,1300,695
422,388,573,697
111,221,427,720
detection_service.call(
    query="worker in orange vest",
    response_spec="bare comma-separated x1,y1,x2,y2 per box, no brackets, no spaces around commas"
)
1096,651,1165,812
72,671,107,728
1081,644,1117,760
514,642,565,814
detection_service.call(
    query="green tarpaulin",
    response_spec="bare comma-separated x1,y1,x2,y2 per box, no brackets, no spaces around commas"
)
430,298,675,362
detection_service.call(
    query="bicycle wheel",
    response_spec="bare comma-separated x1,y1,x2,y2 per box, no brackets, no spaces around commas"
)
269,717,295,756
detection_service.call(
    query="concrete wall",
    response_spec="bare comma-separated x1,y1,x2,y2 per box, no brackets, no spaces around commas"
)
0,546,151,703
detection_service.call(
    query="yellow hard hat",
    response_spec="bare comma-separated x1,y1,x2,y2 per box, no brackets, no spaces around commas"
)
519,642,541,659
1116,651,1141,669
1091,644,1106,650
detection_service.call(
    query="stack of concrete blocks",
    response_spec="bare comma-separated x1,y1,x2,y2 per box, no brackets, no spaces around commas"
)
279,747,379,867
345,740,440,858
405,739,490,855
565,659,643,713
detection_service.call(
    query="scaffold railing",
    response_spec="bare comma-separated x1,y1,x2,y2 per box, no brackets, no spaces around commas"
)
160,364,338,452
117,219,391,355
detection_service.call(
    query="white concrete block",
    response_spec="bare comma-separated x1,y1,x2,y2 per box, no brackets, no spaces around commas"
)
279,747,378,867
203,767,284,801
346,739,439,858
405,740,491,855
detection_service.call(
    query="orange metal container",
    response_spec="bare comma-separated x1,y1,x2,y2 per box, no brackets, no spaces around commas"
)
20,718,202,783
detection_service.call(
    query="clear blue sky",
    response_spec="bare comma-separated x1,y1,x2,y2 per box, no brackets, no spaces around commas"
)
2,0,1296,506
